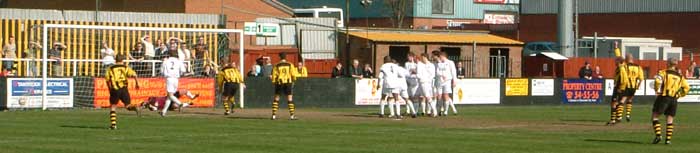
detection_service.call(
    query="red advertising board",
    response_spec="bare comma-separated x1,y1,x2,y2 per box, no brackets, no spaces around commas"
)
93,78,215,108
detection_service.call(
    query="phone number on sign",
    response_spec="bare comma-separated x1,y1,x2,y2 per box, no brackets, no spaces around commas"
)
565,91,600,102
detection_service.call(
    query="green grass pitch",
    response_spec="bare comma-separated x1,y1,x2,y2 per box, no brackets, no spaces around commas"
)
1,104,700,153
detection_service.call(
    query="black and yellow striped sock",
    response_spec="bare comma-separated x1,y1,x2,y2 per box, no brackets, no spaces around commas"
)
288,101,295,116
109,111,117,129
616,104,624,120
653,120,662,137
610,105,617,123
223,98,230,112
666,123,674,142
272,100,279,116
625,103,633,117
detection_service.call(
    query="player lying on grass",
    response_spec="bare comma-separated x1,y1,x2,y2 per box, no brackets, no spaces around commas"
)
141,90,198,113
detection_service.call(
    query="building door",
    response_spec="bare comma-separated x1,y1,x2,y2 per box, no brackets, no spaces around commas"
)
489,48,510,78
441,47,461,62
389,46,410,66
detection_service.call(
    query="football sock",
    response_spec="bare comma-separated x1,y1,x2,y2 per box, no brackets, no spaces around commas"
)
653,120,662,137
288,101,295,116
448,99,457,114
666,123,674,142
272,100,279,116
109,111,117,129
389,99,395,116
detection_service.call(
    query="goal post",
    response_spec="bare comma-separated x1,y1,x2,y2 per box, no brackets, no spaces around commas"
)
40,24,246,110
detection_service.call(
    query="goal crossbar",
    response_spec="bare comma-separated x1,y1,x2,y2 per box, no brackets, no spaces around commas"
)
40,24,246,110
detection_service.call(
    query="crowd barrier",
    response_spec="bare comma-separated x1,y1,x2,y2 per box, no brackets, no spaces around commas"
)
3,77,700,109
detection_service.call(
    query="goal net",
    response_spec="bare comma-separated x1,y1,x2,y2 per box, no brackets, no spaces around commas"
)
27,24,244,110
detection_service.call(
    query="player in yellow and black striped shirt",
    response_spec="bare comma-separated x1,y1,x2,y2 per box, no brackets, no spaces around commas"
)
271,52,298,120
104,54,140,130
216,58,245,115
617,54,644,122
651,58,689,145
607,57,626,125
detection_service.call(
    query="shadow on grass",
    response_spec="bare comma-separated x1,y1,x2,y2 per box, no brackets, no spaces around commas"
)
584,139,645,144
186,112,224,116
559,119,609,123
336,113,379,118
60,125,106,130
552,122,605,127
226,116,269,120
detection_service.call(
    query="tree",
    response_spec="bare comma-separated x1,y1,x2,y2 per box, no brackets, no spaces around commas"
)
383,0,412,28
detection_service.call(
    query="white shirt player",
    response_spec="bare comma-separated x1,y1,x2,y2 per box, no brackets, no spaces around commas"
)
162,57,186,93
405,61,419,85
378,63,402,89
162,57,186,78
436,59,457,86
417,62,435,84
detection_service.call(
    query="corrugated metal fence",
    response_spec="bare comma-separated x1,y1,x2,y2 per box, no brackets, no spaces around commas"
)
0,9,222,77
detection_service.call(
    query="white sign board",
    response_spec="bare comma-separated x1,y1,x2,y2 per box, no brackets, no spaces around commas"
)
355,79,383,105
678,80,700,102
645,79,657,96
453,79,500,104
605,79,645,96
605,79,615,96
243,22,280,37
4,78,73,108
243,22,257,35
531,79,554,96
483,14,515,24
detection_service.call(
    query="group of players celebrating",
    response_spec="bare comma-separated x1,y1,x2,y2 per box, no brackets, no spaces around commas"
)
607,52,689,145
377,51,459,119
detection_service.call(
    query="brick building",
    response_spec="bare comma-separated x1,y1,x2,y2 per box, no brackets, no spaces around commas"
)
520,0,700,53
342,29,523,78
279,0,519,29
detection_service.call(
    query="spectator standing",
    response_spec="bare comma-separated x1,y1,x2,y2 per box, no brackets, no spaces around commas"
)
178,43,192,75
297,61,308,77
348,59,363,78
24,41,41,77
142,35,155,60
129,43,148,76
579,61,593,80
2,35,17,75
100,42,115,75
248,65,259,77
685,61,697,78
194,43,209,76
49,42,66,77
456,62,466,79
331,62,345,78
261,57,273,78
594,66,604,79
362,64,374,78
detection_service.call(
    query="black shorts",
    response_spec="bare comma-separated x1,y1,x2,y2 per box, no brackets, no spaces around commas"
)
109,88,131,106
622,88,637,97
275,83,293,95
611,90,621,102
653,96,678,116
222,82,239,97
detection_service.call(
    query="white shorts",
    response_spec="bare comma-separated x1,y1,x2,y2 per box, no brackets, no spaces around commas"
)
382,87,393,97
166,78,179,93
408,84,420,97
419,82,433,98
391,88,409,98
437,83,452,94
